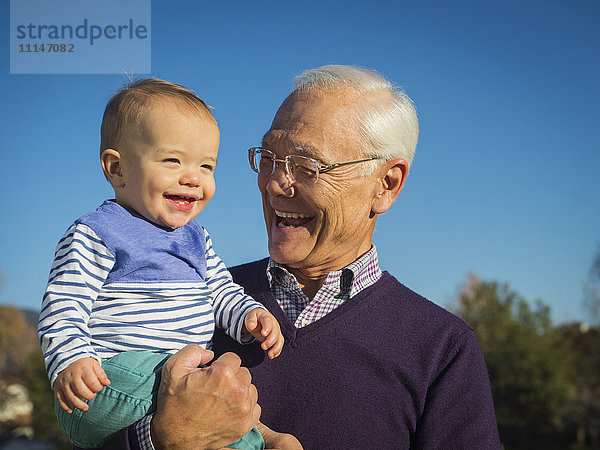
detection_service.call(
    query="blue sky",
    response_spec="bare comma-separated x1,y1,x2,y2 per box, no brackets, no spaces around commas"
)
1,0,599,324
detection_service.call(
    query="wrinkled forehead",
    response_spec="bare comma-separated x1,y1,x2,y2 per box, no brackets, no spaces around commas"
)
262,90,363,162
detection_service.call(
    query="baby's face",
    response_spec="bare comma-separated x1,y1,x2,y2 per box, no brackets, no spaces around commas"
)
115,101,220,229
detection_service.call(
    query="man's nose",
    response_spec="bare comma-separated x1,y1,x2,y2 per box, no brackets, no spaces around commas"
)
265,160,294,196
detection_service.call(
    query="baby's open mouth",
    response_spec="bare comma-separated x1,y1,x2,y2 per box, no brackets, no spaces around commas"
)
275,210,314,228
165,194,198,206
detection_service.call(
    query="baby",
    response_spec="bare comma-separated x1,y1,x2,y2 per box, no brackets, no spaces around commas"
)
38,78,282,449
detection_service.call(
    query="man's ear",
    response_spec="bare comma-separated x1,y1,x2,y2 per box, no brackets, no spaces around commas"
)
100,149,125,187
371,158,409,215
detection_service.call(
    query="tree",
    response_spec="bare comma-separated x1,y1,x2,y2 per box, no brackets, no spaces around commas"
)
558,323,600,449
0,270,69,448
454,274,572,449
584,245,600,325
23,349,71,449
0,306,39,379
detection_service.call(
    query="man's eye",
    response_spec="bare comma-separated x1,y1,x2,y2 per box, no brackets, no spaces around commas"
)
295,165,317,176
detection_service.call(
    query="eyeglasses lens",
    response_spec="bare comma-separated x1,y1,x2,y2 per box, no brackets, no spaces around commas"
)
256,151,274,174
287,156,318,182
253,149,319,184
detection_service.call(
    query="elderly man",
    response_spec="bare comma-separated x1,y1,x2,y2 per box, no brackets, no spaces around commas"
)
103,65,500,449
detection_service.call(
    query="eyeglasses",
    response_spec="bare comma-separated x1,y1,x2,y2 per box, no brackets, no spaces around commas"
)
248,147,380,184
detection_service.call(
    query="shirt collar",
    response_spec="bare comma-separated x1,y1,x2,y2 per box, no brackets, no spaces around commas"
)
266,245,381,298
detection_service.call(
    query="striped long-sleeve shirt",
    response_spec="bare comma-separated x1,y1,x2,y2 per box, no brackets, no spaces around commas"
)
38,201,262,386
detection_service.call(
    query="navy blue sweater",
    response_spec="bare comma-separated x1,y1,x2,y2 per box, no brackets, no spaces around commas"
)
212,259,500,449
101,258,500,449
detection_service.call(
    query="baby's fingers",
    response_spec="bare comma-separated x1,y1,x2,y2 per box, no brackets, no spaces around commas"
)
79,369,106,394
59,383,91,412
55,390,73,414
67,391,90,412
257,314,274,336
92,364,111,388
260,328,277,349
245,310,259,332
71,377,97,403
267,333,285,359
261,328,284,359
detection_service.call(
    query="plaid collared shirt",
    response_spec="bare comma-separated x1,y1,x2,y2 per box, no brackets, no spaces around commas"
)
267,245,382,328
136,246,383,446
136,415,153,450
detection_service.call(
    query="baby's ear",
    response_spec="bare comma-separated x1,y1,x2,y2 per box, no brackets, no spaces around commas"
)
100,149,125,187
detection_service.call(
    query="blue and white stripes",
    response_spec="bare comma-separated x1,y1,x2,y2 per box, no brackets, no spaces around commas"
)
39,214,262,387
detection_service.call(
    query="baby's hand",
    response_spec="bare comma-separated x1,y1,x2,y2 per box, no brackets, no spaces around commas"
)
53,357,110,413
244,308,284,359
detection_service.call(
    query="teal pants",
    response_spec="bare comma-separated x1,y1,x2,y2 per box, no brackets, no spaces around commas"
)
56,351,264,449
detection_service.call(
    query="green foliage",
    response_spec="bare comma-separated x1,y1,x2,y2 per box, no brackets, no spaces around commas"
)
23,350,71,450
558,324,600,449
0,283,70,448
455,274,573,449
584,244,600,325
0,306,39,378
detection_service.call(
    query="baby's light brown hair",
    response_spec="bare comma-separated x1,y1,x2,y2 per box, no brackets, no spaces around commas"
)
100,78,214,156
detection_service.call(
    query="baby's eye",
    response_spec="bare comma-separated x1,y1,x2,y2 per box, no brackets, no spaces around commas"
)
202,164,215,172
163,158,180,164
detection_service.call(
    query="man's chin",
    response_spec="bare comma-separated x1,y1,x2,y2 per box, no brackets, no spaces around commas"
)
267,243,310,268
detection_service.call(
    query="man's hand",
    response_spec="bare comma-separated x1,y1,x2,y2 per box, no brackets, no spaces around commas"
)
244,308,284,359
151,344,261,450
257,422,303,450
53,357,110,413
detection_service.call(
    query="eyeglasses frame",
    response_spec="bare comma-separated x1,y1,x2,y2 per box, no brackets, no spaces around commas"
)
248,147,380,183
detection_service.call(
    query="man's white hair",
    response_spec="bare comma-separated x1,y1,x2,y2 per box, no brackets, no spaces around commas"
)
292,65,419,174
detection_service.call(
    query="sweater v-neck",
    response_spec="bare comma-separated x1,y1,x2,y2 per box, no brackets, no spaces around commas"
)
244,258,391,346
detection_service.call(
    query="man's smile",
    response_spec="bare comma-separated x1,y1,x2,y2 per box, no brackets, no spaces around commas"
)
275,209,314,228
